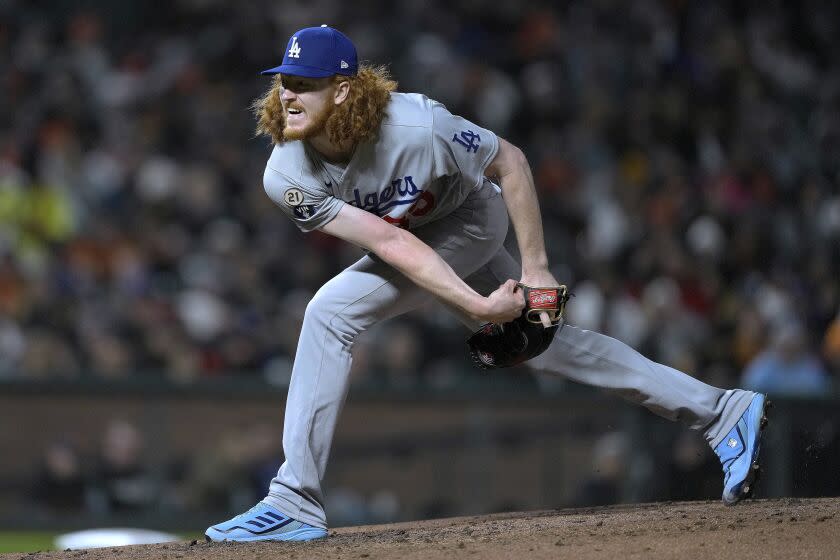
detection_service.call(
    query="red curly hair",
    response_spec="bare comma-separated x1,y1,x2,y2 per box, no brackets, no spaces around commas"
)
253,64,398,146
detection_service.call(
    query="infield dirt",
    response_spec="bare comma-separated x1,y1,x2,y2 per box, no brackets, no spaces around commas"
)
5,497,838,560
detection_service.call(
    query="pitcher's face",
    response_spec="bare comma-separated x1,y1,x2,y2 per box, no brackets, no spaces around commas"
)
279,75,336,140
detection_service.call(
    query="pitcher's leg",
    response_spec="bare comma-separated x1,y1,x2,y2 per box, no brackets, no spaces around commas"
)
267,184,510,528
463,247,754,447
266,256,429,527
529,326,755,446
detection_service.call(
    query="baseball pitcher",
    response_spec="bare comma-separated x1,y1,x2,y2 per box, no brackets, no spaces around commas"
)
205,26,770,543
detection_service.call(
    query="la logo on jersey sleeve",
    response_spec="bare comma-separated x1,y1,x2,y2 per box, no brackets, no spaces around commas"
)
452,130,481,153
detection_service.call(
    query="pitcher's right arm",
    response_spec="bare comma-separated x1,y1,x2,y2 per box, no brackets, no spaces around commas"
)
320,203,524,324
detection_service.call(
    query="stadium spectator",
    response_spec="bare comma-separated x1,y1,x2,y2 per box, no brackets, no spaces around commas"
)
177,423,281,513
88,419,160,513
741,322,831,397
823,308,840,380
29,440,89,514
571,431,631,507
664,432,720,502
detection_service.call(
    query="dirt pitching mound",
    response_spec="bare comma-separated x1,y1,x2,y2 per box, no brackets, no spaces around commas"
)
7,498,839,560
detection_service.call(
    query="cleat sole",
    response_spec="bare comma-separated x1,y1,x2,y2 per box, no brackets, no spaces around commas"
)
724,396,771,506
738,399,771,502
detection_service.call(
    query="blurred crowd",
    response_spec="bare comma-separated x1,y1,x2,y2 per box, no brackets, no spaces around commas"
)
23,415,840,522
1,0,839,395
25,419,693,522
26,418,293,521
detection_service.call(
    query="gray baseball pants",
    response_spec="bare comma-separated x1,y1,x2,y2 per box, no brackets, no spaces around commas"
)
266,182,755,528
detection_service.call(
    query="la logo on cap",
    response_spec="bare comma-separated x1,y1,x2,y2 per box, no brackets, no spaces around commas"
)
260,24,357,78
288,36,301,58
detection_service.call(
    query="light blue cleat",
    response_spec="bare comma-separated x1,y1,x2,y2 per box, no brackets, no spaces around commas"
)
714,394,770,506
205,502,327,542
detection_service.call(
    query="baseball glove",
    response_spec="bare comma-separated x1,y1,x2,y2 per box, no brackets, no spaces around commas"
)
467,284,570,369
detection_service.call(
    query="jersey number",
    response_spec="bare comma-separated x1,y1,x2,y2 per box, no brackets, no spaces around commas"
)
284,189,304,206
382,191,436,229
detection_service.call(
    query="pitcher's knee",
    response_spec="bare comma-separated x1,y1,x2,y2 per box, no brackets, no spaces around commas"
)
302,295,362,344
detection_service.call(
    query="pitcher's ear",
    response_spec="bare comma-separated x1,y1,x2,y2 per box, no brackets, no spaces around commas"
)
334,80,350,105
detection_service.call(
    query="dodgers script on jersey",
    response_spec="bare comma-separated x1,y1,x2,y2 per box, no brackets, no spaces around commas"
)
263,93,500,232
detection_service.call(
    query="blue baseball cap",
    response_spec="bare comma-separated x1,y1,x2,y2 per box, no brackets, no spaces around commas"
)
261,25,358,78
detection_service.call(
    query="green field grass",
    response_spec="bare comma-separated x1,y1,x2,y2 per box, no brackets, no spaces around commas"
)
0,532,57,553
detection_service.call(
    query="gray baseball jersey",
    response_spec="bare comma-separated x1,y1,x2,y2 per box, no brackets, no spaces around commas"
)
264,92,499,231
261,93,756,529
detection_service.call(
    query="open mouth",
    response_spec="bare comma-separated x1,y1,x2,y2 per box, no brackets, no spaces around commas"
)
288,108,303,115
